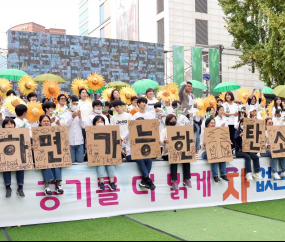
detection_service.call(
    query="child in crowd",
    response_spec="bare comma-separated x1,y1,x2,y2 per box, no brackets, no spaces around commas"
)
234,105,247,129
63,96,85,164
38,115,64,196
2,118,25,198
27,92,38,102
78,88,93,121
272,110,285,126
215,105,228,127
57,94,68,111
102,101,112,123
160,114,192,190
133,97,154,120
171,101,193,127
234,118,263,182
145,88,157,119
272,96,283,116
85,100,110,127
217,99,224,106
154,102,166,133
93,116,117,191
247,89,262,120
128,96,138,111
14,104,30,129
201,106,216,131
200,118,230,183
42,102,61,126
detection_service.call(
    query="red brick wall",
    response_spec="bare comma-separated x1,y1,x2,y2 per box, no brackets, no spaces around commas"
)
10,22,66,35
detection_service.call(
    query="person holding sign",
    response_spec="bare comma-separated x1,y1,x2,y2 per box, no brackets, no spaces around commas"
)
93,116,117,191
160,114,192,190
260,118,285,180
2,118,25,198
247,89,262,120
200,118,230,183
38,115,64,196
234,119,263,182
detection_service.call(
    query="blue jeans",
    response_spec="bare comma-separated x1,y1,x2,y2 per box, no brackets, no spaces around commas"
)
70,145,84,163
97,166,115,178
126,155,152,178
201,151,227,177
3,171,24,186
261,150,285,174
236,152,260,174
194,123,200,151
42,168,62,184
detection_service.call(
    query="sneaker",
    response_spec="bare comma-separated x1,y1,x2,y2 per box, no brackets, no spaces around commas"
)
280,172,285,178
172,180,179,190
273,173,281,180
145,177,156,191
183,179,192,188
108,183,117,191
100,183,105,191
6,188,12,198
16,189,25,198
55,186,64,195
253,172,264,181
213,177,220,183
246,173,253,182
221,176,230,182
139,178,150,189
44,187,52,197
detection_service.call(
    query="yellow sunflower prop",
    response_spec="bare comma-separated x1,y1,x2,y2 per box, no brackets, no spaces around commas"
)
268,101,274,117
42,80,61,99
165,83,179,100
54,92,69,105
260,109,267,120
196,98,206,117
102,88,115,102
4,96,26,114
18,76,37,96
87,73,105,92
255,91,266,107
158,90,176,102
219,93,225,102
120,87,137,105
237,88,250,104
27,101,44,123
72,78,88,96
0,78,12,97
205,95,217,110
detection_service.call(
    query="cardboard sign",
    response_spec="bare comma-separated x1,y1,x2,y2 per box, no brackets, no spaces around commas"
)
32,126,72,170
267,126,285,158
243,118,266,153
167,126,196,164
205,127,233,163
0,128,34,172
129,120,161,159
86,126,122,166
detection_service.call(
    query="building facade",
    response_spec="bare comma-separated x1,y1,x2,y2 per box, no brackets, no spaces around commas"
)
9,22,66,35
79,0,259,91
0,55,7,73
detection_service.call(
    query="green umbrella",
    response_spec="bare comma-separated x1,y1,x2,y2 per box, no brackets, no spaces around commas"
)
255,86,274,95
273,85,285,98
0,69,28,81
213,81,241,92
34,74,66,83
180,80,207,90
106,81,130,90
132,79,159,94
96,86,106,94
154,86,165,93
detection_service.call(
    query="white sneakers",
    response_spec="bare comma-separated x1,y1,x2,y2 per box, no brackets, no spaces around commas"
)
273,173,281,180
280,172,285,178
252,172,264,181
246,173,253,182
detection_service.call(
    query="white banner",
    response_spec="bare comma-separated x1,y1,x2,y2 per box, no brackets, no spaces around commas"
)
0,157,284,227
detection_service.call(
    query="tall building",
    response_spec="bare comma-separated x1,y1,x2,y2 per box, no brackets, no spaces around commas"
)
79,0,259,91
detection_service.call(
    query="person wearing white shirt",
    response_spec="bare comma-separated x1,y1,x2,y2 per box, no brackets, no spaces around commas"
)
234,105,247,130
63,96,85,164
201,107,216,132
247,89,262,120
127,96,138,112
42,102,62,126
145,88,158,119
272,110,285,126
223,92,238,148
215,105,229,129
271,97,283,117
154,102,166,133
84,100,110,128
78,89,93,121
56,94,68,113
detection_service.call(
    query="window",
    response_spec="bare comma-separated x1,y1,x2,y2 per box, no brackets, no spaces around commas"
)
157,0,164,14
196,19,208,45
157,18,164,44
79,9,88,23
195,0,207,14
100,4,105,24
79,1,88,15
80,21,89,36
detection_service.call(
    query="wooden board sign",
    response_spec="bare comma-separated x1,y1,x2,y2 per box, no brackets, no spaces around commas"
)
129,120,161,160
167,126,196,164
204,127,233,163
243,118,266,153
0,128,33,172
32,126,72,170
86,126,122,166
267,126,285,158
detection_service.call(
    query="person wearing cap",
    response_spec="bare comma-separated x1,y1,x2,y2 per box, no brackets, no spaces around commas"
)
248,106,258,119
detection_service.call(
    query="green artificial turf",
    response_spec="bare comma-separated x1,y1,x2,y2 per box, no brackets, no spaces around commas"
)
222,199,285,221
128,207,285,241
0,229,6,241
6,216,178,241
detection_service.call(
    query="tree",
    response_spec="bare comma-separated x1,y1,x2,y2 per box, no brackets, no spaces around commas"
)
218,0,285,86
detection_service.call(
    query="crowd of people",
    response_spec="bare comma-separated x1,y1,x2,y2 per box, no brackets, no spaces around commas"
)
1,80,284,200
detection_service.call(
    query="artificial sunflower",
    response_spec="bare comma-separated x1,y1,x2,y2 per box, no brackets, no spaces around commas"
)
102,88,115,102
18,76,37,95
4,95,26,114
260,108,267,120
72,78,88,96
54,92,69,105
27,101,44,123
157,90,176,102
165,83,179,100
196,98,206,117
255,91,267,107
204,95,217,110
0,78,12,97
268,100,274,117
237,88,250,104
42,80,61,99
120,87,137,105
219,93,225,102
87,73,105,91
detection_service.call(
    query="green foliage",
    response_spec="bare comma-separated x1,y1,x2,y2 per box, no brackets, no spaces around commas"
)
218,0,285,86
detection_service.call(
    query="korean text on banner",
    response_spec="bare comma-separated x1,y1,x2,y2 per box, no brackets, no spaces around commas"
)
267,126,285,158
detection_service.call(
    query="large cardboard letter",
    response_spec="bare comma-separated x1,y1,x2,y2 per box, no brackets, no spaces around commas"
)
267,126,285,158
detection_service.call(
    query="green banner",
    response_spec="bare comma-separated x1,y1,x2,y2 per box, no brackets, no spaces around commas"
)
173,46,184,87
209,49,220,95
192,47,203,97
